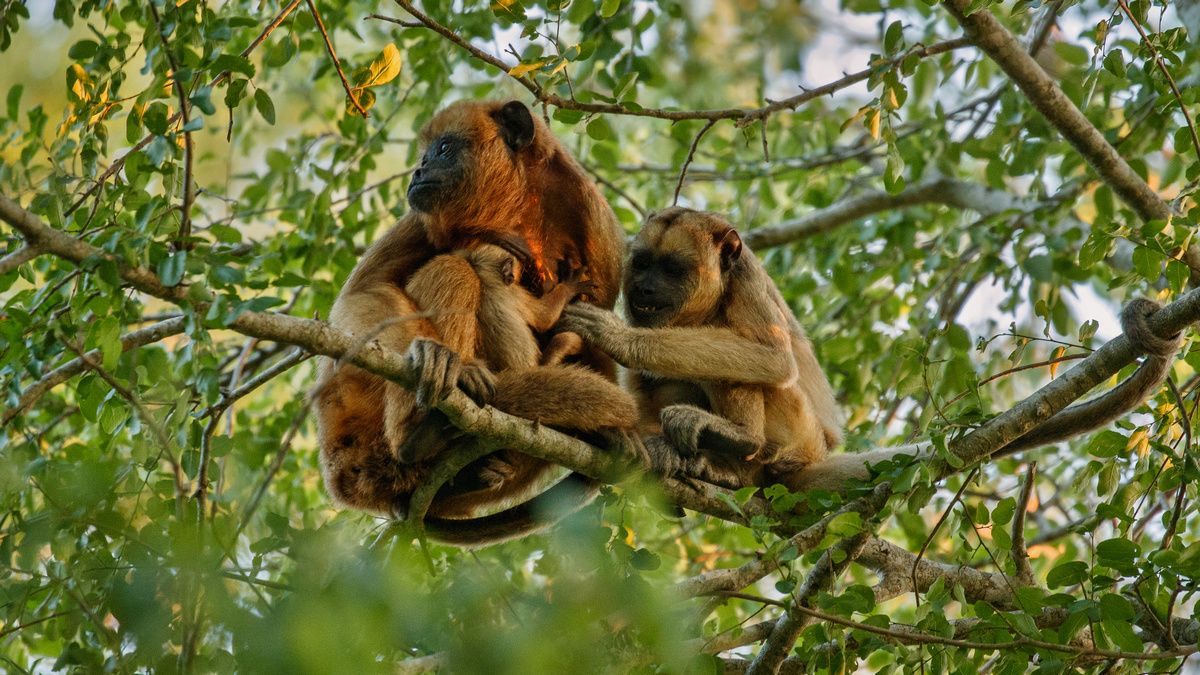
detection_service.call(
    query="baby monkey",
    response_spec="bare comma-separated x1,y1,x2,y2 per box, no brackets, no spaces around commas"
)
466,242,588,372
559,207,844,488
398,240,599,492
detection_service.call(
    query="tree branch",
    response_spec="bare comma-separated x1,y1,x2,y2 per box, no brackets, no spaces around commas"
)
391,0,969,125
307,0,369,117
0,244,40,275
941,0,1173,225
741,177,1053,250
1011,462,1037,584
65,0,303,217
2,316,187,427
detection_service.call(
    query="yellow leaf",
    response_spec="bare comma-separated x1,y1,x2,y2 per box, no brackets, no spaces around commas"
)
1125,428,1147,452
549,59,569,76
354,44,402,89
508,60,547,77
865,108,881,140
1049,346,1066,378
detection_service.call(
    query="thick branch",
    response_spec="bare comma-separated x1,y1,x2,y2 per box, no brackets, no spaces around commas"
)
942,0,1173,224
742,177,1047,249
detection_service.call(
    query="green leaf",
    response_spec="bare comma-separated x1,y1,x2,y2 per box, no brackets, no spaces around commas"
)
600,0,621,18
254,89,276,125
1096,538,1140,574
1046,560,1088,588
1086,430,1126,458
629,548,660,570
158,251,187,287
826,511,863,537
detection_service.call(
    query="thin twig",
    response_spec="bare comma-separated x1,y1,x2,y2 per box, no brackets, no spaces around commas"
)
392,0,969,125
1117,0,1200,159
62,340,188,503
581,163,646,218
674,119,719,204
0,244,40,275
365,12,424,28
1011,462,1037,584
1162,378,1193,551
783,603,1197,660
64,0,302,217
910,468,980,606
197,348,311,513
147,1,195,250
308,0,369,117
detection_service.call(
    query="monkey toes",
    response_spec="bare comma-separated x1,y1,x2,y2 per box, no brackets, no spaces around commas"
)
478,455,520,489
458,361,497,405
406,338,462,408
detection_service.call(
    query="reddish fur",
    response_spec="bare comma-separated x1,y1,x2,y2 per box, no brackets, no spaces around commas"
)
314,100,628,540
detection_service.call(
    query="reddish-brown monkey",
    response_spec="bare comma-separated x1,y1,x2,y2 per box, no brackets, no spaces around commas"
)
315,100,632,545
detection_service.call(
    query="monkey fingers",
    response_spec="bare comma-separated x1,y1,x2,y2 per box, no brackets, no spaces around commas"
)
661,404,761,460
406,337,462,408
558,303,624,344
594,428,653,477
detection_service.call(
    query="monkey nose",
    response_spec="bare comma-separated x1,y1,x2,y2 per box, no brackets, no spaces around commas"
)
412,167,424,180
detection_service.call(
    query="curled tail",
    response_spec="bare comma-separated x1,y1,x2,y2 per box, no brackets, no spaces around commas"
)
423,473,600,547
791,298,1183,493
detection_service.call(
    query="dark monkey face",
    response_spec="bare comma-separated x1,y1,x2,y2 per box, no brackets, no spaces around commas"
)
624,207,743,328
624,246,693,327
407,100,537,214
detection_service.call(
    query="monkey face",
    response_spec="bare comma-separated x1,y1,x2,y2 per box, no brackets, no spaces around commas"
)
624,246,693,327
408,100,537,215
407,132,469,213
624,207,744,327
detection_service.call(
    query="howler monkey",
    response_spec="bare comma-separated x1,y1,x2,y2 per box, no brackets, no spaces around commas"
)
560,207,843,489
561,208,1186,494
315,100,631,545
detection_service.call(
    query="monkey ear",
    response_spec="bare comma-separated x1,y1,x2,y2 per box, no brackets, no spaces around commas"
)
492,101,536,152
715,228,743,271
500,257,516,285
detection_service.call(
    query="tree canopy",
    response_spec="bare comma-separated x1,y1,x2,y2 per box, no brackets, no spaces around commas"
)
3,0,1200,672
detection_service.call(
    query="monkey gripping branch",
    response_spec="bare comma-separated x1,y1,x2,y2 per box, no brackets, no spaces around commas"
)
5,189,1200,669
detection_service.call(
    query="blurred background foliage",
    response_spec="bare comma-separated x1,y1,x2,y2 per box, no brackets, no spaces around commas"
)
2,0,1200,672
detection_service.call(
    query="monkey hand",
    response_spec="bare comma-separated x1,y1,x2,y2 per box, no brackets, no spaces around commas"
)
405,337,462,409
558,303,627,353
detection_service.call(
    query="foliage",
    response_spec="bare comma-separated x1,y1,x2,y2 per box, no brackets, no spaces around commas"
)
2,0,1200,672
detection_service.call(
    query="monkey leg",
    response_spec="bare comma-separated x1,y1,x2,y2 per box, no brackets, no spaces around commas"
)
541,331,584,366
395,255,492,462
660,404,763,460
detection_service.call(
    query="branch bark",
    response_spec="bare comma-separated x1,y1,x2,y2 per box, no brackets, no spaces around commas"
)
941,0,1173,225
741,177,1051,250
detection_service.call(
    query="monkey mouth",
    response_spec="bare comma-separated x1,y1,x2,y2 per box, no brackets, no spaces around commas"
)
628,302,672,326
407,179,444,212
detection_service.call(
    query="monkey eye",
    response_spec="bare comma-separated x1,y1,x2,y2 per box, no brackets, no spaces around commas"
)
437,139,452,156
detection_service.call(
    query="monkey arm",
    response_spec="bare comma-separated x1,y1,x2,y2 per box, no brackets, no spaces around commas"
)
525,282,584,333
559,304,796,385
